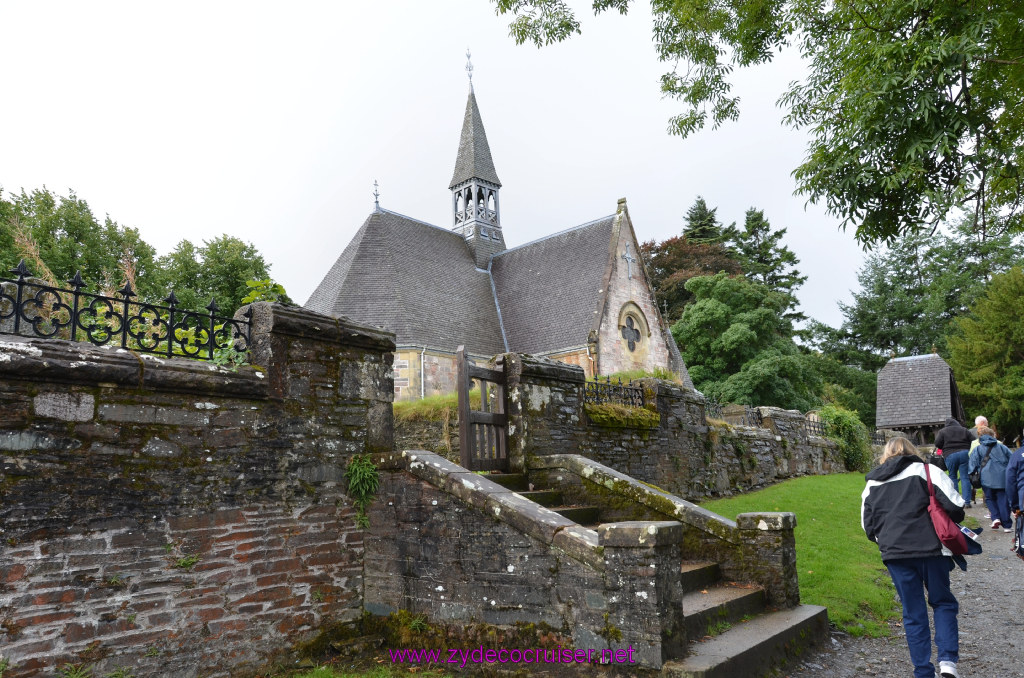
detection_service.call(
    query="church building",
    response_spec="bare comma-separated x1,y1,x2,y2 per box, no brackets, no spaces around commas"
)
306,80,690,400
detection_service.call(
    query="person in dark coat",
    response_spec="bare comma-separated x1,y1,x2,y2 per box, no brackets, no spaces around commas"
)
862,436,965,678
1007,439,1024,519
934,417,974,507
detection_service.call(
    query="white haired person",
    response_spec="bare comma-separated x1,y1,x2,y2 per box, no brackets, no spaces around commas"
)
862,437,965,678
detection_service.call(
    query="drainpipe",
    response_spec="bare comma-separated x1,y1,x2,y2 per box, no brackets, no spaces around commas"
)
420,346,426,400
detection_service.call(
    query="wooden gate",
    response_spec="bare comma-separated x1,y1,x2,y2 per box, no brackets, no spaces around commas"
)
456,345,508,471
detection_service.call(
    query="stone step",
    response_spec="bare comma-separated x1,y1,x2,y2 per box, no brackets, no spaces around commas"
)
553,506,601,525
661,605,829,678
518,489,562,507
682,583,765,641
483,472,529,491
680,561,720,593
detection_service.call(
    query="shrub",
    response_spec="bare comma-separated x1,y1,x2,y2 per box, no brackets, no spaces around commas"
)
819,404,872,472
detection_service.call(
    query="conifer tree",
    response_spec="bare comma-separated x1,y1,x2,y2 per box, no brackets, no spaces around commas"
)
947,267,1024,437
682,196,728,244
728,208,806,322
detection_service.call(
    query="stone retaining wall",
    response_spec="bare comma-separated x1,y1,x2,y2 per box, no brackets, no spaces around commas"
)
0,303,394,677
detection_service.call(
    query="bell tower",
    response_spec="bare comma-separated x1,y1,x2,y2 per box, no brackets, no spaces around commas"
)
450,51,504,268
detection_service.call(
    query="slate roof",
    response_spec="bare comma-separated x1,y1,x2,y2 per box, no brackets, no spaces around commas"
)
449,91,501,189
876,354,965,428
304,209,506,356
491,217,615,355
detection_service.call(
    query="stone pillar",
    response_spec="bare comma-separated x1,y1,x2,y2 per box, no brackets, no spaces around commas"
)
735,512,799,607
597,521,685,668
241,302,396,454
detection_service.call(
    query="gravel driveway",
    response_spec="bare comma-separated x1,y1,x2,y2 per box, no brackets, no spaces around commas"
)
784,505,1024,678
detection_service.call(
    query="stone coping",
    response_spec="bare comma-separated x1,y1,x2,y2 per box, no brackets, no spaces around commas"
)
241,302,396,353
530,454,796,544
0,335,268,398
377,450,691,570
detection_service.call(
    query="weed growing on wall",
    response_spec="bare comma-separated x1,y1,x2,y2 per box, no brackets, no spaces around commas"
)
819,404,872,472
345,454,380,528
0,656,10,678
583,402,660,429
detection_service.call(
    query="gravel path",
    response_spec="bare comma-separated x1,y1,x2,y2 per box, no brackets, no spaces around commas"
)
784,505,1024,678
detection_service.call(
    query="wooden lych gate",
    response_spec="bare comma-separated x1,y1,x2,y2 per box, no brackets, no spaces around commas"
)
456,345,508,471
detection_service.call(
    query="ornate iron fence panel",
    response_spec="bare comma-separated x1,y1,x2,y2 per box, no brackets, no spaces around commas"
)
0,260,251,362
870,431,886,445
584,377,645,408
804,418,828,437
704,397,724,421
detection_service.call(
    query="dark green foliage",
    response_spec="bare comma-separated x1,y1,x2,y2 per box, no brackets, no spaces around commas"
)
805,353,877,429
947,267,1024,439
810,221,1022,372
492,0,1024,245
683,196,728,244
158,235,279,315
726,208,806,323
819,405,872,472
0,187,163,300
344,455,380,529
672,272,820,411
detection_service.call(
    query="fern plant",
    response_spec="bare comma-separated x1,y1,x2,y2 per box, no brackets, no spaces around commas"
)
344,454,380,528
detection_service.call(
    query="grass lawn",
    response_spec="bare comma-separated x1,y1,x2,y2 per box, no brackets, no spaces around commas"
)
700,472,899,637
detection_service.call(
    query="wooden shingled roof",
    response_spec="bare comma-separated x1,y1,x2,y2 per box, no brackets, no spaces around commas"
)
875,354,966,429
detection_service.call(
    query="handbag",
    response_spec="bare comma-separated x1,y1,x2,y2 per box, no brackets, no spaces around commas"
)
969,444,993,489
924,462,968,555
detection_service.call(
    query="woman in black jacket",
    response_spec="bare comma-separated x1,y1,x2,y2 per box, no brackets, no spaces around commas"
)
862,436,966,678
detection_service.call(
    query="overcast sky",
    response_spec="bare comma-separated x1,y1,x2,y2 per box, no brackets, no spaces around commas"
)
1,1,866,327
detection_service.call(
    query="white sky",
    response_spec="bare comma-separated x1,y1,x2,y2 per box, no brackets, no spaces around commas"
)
1,1,865,327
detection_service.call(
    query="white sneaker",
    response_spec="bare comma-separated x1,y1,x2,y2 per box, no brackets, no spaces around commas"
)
1004,527,1013,533
939,660,960,678
991,519,1002,529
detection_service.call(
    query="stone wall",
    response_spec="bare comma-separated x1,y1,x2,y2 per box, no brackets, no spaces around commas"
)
397,353,844,502
365,451,686,670
0,303,394,677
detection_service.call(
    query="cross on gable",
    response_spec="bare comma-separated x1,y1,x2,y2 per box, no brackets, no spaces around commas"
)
621,316,641,352
621,243,636,279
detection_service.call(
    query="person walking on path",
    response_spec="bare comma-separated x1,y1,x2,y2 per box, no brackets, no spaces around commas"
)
968,415,988,440
1007,438,1024,519
862,437,966,678
935,417,975,507
968,426,1013,531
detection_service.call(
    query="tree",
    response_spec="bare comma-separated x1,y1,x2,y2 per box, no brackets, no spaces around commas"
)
682,196,728,244
158,235,286,315
947,267,1024,439
671,272,820,411
492,1,1024,244
0,187,163,299
726,208,806,322
810,218,1022,371
639,236,742,323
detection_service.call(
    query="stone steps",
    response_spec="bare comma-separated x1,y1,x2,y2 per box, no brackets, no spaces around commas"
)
504,471,827,677
661,604,829,678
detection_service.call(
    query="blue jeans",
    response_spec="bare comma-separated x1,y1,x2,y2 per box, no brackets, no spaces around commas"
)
886,557,959,678
984,487,1012,527
945,449,972,503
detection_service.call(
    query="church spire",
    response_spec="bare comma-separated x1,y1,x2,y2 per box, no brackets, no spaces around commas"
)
450,52,504,268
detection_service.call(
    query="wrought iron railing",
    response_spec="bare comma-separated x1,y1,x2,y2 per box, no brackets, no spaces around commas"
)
704,398,724,421
870,431,886,445
804,418,827,437
0,260,251,362
725,405,763,428
584,376,645,408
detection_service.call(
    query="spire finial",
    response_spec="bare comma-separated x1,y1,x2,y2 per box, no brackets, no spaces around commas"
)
465,48,474,91
373,179,380,211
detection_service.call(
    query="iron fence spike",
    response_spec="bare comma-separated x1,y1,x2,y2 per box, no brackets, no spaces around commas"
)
12,260,31,279
68,271,85,289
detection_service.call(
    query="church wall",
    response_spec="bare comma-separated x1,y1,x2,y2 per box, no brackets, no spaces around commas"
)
0,304,394,677
596,207,674,377
540,347,594,379
394,347,498,402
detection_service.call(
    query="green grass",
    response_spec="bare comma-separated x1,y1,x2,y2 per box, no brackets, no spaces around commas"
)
700,472,899,637
393,390,480,423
